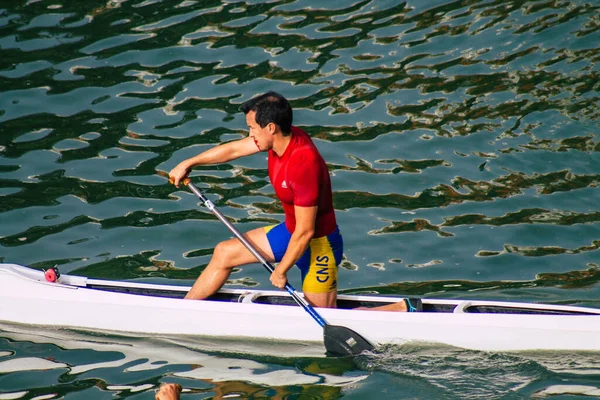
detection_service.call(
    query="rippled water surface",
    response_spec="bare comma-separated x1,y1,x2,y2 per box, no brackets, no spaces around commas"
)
1,0,600,398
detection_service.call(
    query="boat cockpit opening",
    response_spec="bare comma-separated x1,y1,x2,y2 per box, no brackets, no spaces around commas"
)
85,284,600,315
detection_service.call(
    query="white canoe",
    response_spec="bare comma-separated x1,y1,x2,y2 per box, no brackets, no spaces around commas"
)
1,263,600,353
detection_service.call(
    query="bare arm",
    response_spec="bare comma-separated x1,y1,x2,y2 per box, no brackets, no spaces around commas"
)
270,205,317,289
169,136,260,187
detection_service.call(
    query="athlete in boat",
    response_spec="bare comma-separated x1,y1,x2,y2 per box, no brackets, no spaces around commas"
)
169,91,421,311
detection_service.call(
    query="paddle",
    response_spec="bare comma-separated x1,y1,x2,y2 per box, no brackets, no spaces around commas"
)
178,178,375,356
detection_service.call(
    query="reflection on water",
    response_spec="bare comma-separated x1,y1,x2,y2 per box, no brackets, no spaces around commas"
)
0,324,366,399
2,326,600,400
1,0,599,398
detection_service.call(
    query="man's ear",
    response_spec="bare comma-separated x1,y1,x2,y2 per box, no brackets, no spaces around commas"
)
267,122,278,135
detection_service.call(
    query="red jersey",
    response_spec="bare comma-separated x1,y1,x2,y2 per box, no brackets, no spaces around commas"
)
268,126,337,238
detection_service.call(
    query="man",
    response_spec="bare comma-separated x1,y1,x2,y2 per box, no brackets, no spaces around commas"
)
169,91,420,311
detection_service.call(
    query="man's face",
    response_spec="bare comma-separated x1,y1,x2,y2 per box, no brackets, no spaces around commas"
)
246,110,273,151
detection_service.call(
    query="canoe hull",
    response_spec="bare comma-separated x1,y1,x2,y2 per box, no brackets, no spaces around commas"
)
1,263,600,352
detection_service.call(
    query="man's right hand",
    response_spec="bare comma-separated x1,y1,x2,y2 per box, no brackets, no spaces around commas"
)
169,162,190,187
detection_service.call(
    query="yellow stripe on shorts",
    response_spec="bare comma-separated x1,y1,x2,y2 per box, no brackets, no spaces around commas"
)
263,224,277,234
302,235,338,294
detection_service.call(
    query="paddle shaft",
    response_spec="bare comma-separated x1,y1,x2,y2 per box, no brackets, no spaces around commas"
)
184,180,328,328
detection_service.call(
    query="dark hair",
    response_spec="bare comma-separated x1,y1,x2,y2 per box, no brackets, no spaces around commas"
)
240,91,293,135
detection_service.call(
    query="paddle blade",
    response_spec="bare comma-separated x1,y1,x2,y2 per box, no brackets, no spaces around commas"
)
324,325,375,356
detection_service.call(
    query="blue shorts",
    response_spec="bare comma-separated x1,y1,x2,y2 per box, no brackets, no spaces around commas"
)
264,222,343,294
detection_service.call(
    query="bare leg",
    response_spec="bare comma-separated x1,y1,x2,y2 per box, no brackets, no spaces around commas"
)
356,302,408,312
304,291,337,309
185,227,275,300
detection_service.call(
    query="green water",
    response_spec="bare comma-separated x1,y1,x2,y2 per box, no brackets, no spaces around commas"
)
1,0,600,398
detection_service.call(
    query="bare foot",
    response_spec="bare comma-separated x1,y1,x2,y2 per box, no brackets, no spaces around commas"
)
155,383,182,400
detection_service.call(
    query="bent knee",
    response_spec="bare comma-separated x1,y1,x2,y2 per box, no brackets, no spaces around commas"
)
212,239,253,267
212,240,237,266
